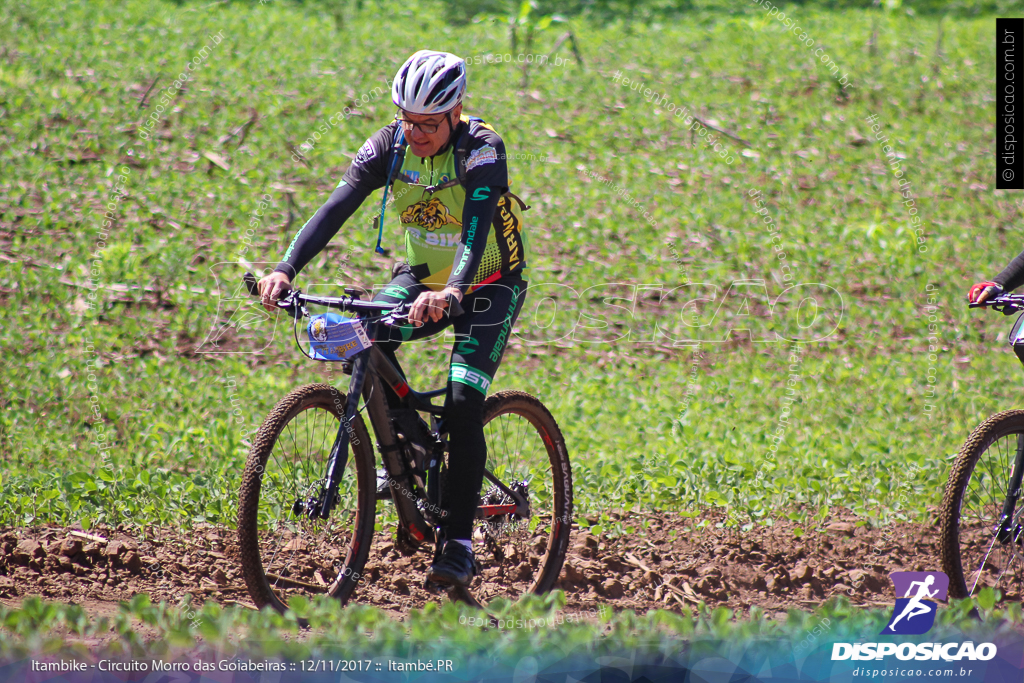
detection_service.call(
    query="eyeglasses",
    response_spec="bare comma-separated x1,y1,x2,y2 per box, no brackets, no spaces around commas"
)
395,112,446,134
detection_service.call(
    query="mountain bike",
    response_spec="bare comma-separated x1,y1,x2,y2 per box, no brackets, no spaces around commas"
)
940,293,1024,600
235,273,572,613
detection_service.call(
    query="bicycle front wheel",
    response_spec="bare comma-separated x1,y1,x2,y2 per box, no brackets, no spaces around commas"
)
940,409,1024,600
460,390,572,605
237,383,377,613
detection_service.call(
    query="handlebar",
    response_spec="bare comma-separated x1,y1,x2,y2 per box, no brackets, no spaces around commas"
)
970,294,1024,315
242,272,464,323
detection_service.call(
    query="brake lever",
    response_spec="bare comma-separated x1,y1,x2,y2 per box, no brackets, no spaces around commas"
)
243,271,300,317
381,305,412,327
275,289,305,319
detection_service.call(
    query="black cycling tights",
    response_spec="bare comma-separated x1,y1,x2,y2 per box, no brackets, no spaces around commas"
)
372,363,490,541
439,381,487,540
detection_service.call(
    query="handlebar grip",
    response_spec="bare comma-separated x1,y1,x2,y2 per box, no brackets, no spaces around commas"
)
243,272,260,297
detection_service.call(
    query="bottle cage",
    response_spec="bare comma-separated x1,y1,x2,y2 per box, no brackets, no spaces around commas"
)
372,116,530,254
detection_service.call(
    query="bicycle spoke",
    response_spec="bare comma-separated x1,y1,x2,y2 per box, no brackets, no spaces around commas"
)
991,546,1020,590
498,410,511,474
317,407,329,483
515,414,527,465
970,531,1002,596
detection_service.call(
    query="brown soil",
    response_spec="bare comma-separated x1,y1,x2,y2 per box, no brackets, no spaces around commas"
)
0,510,938,620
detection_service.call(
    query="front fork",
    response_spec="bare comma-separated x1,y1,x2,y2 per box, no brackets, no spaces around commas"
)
997,433,1024,543
300,341,374,520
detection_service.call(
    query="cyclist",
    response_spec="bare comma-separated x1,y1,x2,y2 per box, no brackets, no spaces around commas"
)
257,50,529,588
968,250,1024,303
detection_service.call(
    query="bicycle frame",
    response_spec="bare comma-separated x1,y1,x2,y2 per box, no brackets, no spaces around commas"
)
343,335,531,537
297,310,442,544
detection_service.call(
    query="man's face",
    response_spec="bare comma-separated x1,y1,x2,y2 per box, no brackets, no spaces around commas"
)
400,103,462,158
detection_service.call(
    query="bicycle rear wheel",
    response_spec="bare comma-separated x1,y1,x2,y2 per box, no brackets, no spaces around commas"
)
458,390,572,605
237,383,377,613
940,409,1024,600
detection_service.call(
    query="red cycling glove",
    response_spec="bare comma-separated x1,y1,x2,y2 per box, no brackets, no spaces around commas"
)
968,281,1003,303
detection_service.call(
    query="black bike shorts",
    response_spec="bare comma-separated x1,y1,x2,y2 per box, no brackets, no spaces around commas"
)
370,265,528,396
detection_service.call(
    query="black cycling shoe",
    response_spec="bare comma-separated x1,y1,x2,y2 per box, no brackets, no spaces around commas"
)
427,542,478,587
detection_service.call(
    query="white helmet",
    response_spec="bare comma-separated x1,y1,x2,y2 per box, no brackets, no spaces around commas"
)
391,50,467,115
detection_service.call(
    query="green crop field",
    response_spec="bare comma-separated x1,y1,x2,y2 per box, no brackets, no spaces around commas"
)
1,0,1009,530
2,0,1023,662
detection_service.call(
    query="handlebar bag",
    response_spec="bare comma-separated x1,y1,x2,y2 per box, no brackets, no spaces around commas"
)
307,312,372,361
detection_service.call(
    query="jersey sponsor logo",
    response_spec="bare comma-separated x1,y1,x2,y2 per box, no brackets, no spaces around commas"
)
405,171,420,183
466,145,498,171
455,336,479,357
382,284,409,299
354,140,375,166
496,196,523,270
471,187,491,201
422,231,460,247
405,226,459,247
400,197,462,232
489,285,522,362
453,216,478,277
449,362,492,394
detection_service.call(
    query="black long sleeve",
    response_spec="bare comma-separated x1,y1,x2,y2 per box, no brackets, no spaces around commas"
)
274,181,372,280
445,186,502,294
994,248,1024,293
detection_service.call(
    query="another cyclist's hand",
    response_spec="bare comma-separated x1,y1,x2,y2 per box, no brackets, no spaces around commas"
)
409,288,462,326
968,281,1003,304
258,272,292,312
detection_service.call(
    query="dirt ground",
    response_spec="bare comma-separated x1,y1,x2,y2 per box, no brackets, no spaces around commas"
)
0,510,937,621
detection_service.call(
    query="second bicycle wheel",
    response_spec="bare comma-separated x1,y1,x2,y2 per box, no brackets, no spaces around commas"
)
940,409,1024,600
456,390,572,605
237,383,377,613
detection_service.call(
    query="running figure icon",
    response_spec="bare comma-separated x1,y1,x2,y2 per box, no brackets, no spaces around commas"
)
881,571,948,636
886,575,939,632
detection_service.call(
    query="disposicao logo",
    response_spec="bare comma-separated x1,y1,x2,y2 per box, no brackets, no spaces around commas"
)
883,571,948,635
831,642,997,662
830,571,997,662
